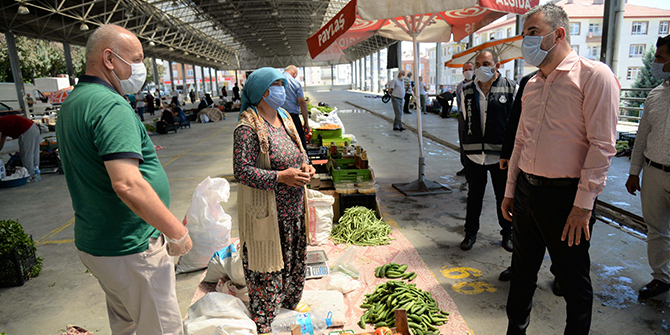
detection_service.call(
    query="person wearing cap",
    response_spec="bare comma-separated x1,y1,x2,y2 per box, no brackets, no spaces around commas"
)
0,114,40,181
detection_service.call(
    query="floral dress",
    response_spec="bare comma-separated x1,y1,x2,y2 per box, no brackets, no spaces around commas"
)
233,119,309,333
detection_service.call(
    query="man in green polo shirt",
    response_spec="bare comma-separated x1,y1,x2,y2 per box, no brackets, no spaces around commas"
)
57,24,191,335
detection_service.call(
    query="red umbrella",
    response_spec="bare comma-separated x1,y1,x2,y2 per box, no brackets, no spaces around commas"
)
307,0,538,195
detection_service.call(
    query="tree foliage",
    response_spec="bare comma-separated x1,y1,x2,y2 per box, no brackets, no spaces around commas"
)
627,47,663,108
143,58,166,88
0,35,86,84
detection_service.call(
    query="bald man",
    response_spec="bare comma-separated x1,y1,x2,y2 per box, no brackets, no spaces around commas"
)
282,65,309,149
56,24,191,335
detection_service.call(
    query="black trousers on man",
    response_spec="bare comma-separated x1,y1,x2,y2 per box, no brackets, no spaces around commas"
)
403,92,412,114
506,172,595,335
289,113,307,150
464,158,511,237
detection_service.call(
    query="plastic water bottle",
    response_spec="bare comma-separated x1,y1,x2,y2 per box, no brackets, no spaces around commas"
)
270,312,332,335
34,163,41,182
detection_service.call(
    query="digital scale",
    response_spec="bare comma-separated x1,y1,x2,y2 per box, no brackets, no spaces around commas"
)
305,250,329,279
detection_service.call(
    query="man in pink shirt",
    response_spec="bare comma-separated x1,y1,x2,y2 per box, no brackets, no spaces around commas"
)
501,4,619,334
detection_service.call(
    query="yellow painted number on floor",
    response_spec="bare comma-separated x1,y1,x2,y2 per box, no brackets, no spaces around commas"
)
440,266,482,279
452,281,497,295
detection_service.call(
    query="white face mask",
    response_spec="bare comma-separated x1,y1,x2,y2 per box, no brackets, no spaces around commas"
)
111,50,146,94
463,70,474,81
651,60,670,81
475,66,496,82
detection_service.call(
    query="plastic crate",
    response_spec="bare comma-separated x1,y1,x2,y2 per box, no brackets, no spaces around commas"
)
312,127,342,139
328,158,357,170
330,167,372,183
0,236,38,287
339,193,380,219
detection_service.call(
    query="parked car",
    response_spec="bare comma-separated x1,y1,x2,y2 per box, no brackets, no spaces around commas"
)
0,101,22,116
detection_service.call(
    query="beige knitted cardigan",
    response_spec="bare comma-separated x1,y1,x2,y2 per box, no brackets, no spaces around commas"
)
235,108,308,273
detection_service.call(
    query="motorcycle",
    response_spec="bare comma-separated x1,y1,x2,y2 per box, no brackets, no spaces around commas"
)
382,89,391,103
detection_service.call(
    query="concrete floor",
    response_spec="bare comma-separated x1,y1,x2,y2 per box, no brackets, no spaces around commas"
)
0,90,668,335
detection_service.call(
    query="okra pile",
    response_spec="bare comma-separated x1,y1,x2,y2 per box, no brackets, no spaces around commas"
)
375,263,417,281
359,280,449,335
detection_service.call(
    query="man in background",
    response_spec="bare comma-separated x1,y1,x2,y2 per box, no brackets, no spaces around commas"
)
455,62,475,177
389,70,406,131
403,71,413,114
282,65,310,149
625,34,670,300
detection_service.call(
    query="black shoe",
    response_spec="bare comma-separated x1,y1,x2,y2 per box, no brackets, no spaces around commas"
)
399,127,406,131
393,127,400,131
639,280,670,299
502,235,513,252
456,168,466,176
499,267,512,281
404,111,412,114
460,234,476,251
552,278,563,297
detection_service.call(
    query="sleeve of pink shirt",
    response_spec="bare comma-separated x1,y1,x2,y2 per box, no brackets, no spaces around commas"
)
504,108,525,198
574,64,620,210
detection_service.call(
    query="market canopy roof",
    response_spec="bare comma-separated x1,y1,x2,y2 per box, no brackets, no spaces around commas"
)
0,0,397,70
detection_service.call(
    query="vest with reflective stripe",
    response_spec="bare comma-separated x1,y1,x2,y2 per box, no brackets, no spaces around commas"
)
461,74,516,156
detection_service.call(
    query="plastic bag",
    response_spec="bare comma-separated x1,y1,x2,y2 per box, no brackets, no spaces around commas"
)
200,114,210,123
329,246,360,279
203,241,246,286
176,177,232,274
320,273,361,294
183,292,257,335
216,279,250,303
319,108,344,134
306,189,335,246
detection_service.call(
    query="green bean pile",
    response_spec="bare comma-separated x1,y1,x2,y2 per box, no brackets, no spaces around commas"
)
331,206,393,246
359,280,449,334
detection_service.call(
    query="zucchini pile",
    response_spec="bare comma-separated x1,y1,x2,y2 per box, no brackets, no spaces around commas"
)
359,280,449,335
375,263,417,281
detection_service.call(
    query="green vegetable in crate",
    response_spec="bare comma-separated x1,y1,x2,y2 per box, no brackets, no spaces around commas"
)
331,206,393,246
0,219,43,282
359,280,449,333
615,140,630,152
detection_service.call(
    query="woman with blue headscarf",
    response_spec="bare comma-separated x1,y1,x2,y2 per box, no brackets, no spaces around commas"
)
233,67,315,333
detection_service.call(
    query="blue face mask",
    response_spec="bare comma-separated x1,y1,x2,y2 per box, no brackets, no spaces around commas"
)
651,60,670,80
263,85,286,110
521,30,557,67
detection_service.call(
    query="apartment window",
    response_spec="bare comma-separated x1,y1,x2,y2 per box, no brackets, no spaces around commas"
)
588,46,600,59
630,44,646,58
588,23,602,36
506,70,511,79
475,36,480,45
660,21,669,35
570,22,581,36
571,45,580,55
443,48,447,57
187,70,194,76
627,67,641,81
172,70,178,78
632,22,648,35
406,64,411,71
489,33,495,40
457,46,461,53
507,28,513,38
496,30,503,39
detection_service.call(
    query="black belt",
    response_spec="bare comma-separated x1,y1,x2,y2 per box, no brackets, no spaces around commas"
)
646,157,670,172
521,171,579,188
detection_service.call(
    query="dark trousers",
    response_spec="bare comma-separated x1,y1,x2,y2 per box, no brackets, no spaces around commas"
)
289,113,307,150
403,92,412,113
506,172,595,335
457,112,466,168
464,158,511,237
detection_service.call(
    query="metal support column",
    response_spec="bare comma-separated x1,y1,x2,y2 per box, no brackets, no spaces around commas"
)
180,63,186,90
352,62,356,89
601,0,624,75
514,15,525,82
211,68,217,94
436,42,442,91
397,42,403,71
235,70,239,85
152,57,160,88
201,66,206,93
359,58,363,90
63,42,76,86
5,32,26,116
330,64,335,90
363,56,368,91
168,61,175,92
377,50,381,92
